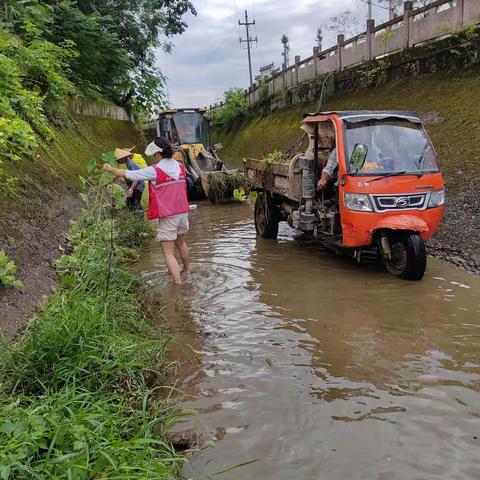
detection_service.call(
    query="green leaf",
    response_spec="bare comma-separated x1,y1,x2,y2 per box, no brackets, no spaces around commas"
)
0,421,16,434
11,280,23,290
0,464,11,480
101,151,117,166
78,176,87,190
87,158,97,174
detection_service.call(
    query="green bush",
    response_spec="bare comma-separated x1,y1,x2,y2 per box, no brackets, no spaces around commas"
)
0,29,75,167
211,87,247,130
0,250,23,290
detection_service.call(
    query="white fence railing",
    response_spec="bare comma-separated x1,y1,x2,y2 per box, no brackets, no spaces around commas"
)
233,0,480,107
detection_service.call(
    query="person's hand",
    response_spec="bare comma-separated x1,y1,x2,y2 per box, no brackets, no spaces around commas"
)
126,188,133,199
317,178,327,190
103,164,114,173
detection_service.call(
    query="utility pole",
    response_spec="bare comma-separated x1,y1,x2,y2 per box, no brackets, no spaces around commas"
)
367,0,373,20
239,9,257,88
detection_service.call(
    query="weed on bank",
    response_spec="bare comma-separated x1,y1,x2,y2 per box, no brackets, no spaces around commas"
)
0,177,182,479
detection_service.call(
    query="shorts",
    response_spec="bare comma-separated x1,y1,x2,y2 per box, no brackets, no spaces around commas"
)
157,213,189,241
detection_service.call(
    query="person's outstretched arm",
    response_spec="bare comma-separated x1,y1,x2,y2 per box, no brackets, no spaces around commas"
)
103,164,156,182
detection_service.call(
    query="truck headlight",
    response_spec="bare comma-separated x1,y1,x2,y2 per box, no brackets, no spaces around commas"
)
344,192,373,212
428,189,445,208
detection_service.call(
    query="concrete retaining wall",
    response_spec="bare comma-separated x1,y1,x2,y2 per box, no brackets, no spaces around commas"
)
68,97,132,122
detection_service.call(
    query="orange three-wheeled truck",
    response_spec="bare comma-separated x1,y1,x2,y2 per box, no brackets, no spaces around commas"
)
245,111,445,280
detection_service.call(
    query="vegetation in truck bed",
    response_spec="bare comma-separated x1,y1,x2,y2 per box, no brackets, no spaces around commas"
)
263,149,286,166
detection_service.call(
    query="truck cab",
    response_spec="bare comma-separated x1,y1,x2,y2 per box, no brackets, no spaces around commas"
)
245,111,445,280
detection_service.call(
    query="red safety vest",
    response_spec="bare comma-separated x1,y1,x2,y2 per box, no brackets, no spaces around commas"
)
146,163,189,220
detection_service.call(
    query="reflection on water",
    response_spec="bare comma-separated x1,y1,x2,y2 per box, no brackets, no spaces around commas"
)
135,202,480,480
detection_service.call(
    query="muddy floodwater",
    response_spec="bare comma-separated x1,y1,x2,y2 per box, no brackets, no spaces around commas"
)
136,202,480,480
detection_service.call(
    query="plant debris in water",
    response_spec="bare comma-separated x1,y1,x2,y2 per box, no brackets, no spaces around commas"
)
207,172,251,203
0,174,182,479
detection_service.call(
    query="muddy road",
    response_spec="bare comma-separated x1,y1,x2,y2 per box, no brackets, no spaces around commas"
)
136,202,480,480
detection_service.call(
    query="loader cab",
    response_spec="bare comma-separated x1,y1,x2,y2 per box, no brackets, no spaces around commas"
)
157,108,210,148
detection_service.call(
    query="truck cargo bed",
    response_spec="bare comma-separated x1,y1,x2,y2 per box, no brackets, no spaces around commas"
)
244,158,302,202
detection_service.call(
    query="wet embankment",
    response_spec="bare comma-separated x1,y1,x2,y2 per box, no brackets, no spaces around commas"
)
0,115,143,334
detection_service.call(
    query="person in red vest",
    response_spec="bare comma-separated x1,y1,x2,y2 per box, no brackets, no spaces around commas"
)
103,138,191,285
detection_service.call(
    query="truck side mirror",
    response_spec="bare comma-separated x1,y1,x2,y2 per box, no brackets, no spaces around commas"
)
350,144,368,171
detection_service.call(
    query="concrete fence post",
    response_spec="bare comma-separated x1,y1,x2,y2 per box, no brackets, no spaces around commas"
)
457,0,465,27
336,34,344,71
295,55,301,85
403,1,413,49
366,19,375,60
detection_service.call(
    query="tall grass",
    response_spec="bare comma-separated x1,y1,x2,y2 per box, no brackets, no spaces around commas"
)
0,176,182,479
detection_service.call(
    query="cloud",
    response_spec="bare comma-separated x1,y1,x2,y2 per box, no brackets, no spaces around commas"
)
156,0,387,107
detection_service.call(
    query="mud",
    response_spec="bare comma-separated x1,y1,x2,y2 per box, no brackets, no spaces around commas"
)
137,202,480,480
428,177,480,275
0,192,82,336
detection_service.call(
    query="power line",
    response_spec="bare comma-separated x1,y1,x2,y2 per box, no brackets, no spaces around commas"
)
239,9,257,88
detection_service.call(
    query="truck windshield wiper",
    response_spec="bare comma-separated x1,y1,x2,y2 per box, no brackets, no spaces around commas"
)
367,171,407,183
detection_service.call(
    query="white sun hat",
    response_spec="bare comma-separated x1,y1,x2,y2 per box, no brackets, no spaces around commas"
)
145,140,163,156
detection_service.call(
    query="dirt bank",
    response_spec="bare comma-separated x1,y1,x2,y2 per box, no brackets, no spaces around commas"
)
0,114,143,335
214,70,480,274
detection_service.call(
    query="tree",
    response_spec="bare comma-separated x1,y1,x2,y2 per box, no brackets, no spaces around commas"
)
73,0,196,65
281,34,290,67
211,88,247,129
0,0,196,118
47,1,131,99
322,10,361,37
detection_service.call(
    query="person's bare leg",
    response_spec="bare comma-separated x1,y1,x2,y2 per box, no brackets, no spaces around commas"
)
175,235,191,273
161,241,182,284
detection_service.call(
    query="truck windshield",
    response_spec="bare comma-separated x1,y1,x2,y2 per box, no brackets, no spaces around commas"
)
345,119,439,175
173,111,209,146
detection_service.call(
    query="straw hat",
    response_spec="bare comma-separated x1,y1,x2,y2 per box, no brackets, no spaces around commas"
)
114,148,133,161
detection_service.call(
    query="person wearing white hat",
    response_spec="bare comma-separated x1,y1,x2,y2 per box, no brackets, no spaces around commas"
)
104,138,190,284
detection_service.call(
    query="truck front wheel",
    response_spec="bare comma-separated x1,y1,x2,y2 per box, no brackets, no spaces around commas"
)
254,192,279,239
381,232,427,280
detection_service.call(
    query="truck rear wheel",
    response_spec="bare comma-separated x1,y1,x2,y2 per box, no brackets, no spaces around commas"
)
382,232,427,280
254,192,279,239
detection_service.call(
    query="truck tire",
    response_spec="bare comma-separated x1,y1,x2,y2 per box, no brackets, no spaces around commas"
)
254,192,279,239
382,232,427,280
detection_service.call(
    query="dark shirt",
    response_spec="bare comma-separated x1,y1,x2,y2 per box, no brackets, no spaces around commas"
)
125,158,145,192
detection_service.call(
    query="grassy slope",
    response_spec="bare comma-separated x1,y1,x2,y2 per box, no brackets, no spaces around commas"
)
0,114,143,333
213,69,480,269
1,114,142,239
215,70,480,184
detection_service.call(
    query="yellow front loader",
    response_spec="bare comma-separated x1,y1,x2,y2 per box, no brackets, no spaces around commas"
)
155,108,243,202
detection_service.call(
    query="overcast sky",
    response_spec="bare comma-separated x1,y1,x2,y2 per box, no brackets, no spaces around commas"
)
156,0,389,107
